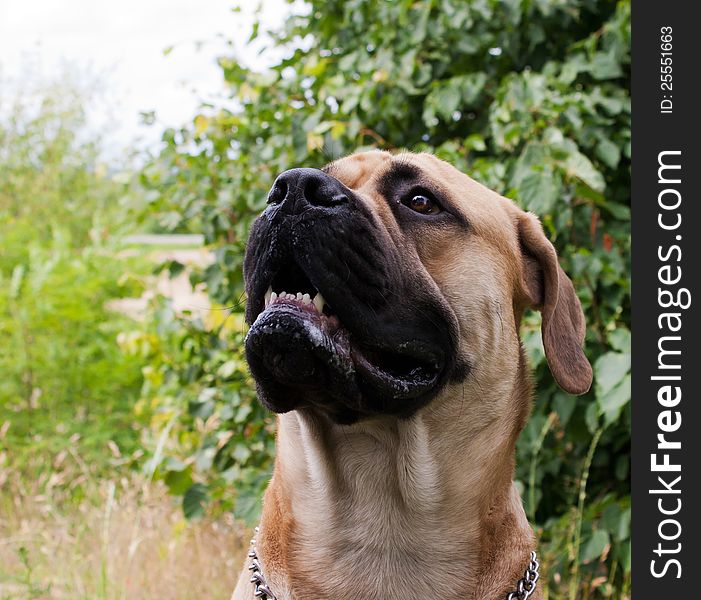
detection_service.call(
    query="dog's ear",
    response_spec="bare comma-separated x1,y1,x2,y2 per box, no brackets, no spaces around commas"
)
517,212,592,395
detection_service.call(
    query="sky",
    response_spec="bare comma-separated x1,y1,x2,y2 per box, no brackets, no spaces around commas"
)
0,0,290,160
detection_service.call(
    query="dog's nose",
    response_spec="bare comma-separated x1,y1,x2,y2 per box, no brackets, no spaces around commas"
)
267,168,349,210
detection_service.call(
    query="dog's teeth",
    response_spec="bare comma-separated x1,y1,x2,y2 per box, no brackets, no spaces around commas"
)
313,292,326,314
296,292,303,300
270,291,278,303
264,287,272,307
302,293,311,304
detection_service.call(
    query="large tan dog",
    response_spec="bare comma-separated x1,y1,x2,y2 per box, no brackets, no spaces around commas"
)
233,150,592,600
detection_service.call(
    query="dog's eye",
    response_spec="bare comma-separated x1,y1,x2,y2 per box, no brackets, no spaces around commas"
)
402,193,441,215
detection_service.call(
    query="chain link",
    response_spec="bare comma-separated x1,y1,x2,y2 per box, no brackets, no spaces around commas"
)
248,527,277,600
505,551,540,600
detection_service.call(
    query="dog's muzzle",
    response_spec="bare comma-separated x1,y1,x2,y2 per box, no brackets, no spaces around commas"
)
243,168,457,424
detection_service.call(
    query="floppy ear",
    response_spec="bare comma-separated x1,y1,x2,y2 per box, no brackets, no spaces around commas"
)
517,213,593,395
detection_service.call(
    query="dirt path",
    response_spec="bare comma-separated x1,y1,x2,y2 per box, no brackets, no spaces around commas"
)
108,239,214,321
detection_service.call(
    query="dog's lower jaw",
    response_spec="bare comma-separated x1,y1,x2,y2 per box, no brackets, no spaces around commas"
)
232,387,540,600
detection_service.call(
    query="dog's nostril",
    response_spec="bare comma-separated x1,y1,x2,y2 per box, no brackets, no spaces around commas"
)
268,179,287,205
303,178,330,207
268,168,349,210
304,178,348,207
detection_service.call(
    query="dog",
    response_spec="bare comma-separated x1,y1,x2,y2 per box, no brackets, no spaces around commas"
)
232,150,592,600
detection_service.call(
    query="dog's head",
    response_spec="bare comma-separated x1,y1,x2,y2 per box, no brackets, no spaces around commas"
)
243,150,592,424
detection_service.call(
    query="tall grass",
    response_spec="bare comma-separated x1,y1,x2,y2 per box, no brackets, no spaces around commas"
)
0,447,247,599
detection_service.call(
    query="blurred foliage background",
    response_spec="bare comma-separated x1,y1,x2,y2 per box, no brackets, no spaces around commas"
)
1,0,630,598
0,81,243,598
0,82,148,466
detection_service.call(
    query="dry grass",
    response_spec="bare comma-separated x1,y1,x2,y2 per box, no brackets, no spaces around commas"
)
0,452,248,600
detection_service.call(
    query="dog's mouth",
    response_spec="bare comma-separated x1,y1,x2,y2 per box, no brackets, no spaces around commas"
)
243,165,459,423
245,262,445,420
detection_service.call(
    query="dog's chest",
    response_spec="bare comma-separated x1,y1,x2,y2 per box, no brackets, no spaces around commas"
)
293,525,473,600
283,424,478,599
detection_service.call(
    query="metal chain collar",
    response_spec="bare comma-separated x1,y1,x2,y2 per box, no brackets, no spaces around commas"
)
247,526,539,600
247,527,276,599
505,551,540,600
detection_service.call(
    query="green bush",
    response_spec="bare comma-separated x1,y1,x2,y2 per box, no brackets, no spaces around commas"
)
0,82,149,474
137,1,630,596
123,303,275,522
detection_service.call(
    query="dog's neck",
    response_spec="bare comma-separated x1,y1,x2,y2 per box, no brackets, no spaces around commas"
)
255,367,538,600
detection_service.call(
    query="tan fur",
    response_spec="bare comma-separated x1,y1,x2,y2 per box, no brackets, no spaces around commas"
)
232,150,592,599
517,213,593,395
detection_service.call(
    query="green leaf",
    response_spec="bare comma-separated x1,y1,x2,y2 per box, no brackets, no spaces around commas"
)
603,504,631,542
195,446,216,472
594,352,631,396
183,483,209,519
615,455,629,481
601,201,631,220
599,374,631,425
232,442,252,463
233,484,264,526
564,151,606,192
585,402,600,434
189,398,215,419
248,21,260,43
608,329,631,353
465,134,486,152
618,539,632,572
518,170,560,215
410,5,430,44
234,402,253,423
510,143,547,189
581,529,610,563
521,324,545,366
596,138,621,168
589,50,623,80
217,360,239,379
167,260,185,278
425,74,486,123
433,85,461,121
165,466,194,495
